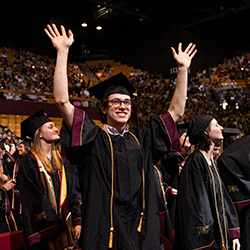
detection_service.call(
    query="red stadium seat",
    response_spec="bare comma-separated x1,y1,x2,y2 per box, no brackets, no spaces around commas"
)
0,231,24,250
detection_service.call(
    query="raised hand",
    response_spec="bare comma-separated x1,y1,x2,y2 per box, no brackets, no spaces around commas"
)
171,43,197,69
44,24,74,51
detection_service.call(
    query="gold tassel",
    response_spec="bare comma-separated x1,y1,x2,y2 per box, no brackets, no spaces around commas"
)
108,227,114,248
137,212,143,232
222,243,226,250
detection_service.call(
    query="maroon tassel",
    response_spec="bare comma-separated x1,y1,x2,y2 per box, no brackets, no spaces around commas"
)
140,216,146,236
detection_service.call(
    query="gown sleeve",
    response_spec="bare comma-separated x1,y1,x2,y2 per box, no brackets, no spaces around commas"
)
63,158,82,227
133,111,187,166
60,107,98,148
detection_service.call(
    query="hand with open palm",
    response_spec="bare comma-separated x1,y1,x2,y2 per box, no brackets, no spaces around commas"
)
44,24,74,51
171,43,197,69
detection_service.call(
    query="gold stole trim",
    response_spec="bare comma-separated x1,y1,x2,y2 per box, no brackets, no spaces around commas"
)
31,150,67,215
58,150,67,217
200,150,228,250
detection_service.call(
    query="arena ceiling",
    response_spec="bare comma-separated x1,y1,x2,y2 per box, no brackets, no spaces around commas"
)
2,0,250,58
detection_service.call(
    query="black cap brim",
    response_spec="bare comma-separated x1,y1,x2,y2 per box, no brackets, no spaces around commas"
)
88,73,136,100
223,128,242,138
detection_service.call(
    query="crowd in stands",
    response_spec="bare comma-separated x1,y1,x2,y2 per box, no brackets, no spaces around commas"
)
1,45,250,136
89,61,115,79
130,56,250,136
0,46,88,102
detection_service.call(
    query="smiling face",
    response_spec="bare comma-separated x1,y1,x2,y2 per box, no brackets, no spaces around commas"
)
208,119,224,143
18,144,26,156
39,122,60,143
101,93,132,130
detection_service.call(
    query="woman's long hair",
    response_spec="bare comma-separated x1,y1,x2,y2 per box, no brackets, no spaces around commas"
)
33,128,62,174
197,126,212,152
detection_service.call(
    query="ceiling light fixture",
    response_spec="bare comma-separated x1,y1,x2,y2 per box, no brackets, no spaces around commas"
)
96,26,102,30
81,22,87,27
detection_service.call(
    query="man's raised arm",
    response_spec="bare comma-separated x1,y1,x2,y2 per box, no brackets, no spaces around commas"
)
168,43,197,123
44,24,74,131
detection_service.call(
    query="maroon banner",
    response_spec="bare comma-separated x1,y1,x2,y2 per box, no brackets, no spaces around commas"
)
0,99,100,120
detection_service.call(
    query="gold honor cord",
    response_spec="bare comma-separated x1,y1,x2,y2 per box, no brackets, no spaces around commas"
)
200,151,227,250
102,129,144,248
211,157,228,250
59,160,67,215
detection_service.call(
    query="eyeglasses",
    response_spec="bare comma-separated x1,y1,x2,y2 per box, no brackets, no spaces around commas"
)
108,99,132,108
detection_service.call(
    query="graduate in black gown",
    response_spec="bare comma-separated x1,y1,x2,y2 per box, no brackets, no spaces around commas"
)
175,115,240,250
0,159,17,233
45,23,197,250
217,135,250,250
17,109,82,250
11,138,32,231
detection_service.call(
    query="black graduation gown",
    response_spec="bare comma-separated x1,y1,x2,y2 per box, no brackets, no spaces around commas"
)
175,150,240,250
0,187,17,233
17,152,82,248
160,152,186,229
217,135,250,250
153,165,175,248
61,107,181,250
3,151,15,177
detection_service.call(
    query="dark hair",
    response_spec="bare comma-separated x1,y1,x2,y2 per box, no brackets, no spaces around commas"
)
196,127,211,152
99,97,109,124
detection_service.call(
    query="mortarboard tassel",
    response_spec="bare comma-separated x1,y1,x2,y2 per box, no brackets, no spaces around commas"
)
222,243,226,250
137,212,146,236
137,212,143,233
108,227,114,248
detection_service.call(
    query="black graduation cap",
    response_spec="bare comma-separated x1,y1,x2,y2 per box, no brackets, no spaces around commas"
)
21,108,52,140
223,127,242,138
19,138,32,148
88,73,136,100
177,123,189,137
189,115,214,145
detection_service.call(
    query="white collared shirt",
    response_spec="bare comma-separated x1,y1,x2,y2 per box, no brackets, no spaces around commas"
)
103,124,130,137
